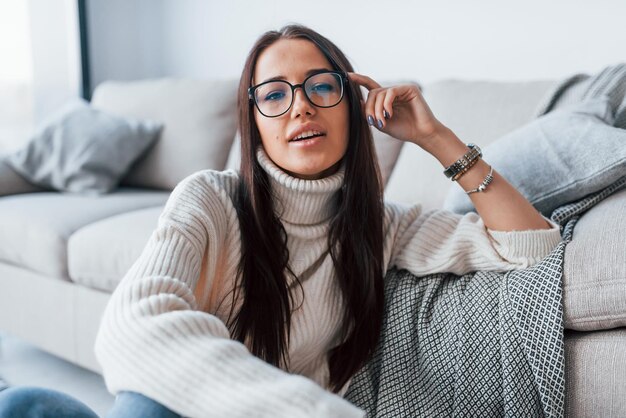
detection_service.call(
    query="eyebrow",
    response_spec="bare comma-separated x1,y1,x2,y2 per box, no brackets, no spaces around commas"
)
258,68,332,85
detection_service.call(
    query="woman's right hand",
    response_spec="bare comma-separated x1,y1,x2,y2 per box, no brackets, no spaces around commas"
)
348,72,446,147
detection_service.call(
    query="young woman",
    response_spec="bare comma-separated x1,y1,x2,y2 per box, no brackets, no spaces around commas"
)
0,24,561,418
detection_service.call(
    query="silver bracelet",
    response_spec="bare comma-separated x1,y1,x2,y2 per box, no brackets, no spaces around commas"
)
465,165,494,194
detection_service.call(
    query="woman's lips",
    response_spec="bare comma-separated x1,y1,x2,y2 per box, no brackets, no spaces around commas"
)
289,134,326,147
287,123,327,142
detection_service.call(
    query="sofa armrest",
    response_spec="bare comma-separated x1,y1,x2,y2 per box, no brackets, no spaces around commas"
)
0,158,47,197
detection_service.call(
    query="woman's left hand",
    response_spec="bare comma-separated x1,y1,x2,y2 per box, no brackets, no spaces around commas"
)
348,72,445,147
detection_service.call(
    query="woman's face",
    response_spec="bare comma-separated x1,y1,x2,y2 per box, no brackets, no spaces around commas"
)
252,39,349,180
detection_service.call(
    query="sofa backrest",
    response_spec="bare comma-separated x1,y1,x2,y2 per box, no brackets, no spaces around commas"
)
91,78,239,190
384,79,557,212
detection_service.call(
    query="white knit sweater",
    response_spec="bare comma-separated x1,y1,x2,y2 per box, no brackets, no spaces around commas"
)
95,147,562,418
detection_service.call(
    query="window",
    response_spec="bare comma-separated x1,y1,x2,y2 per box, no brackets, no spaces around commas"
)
0,0,83,153
0,0,34,153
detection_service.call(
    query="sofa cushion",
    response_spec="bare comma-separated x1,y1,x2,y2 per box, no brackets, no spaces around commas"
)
6,98,162,194
563,188,626,331
68,206,163,292
564,328,626,417
384,79,556,211
91,78,238,190
0,189,170,278
372,129,405,186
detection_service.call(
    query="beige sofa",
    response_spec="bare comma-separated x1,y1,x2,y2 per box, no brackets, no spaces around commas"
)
0,77,624,417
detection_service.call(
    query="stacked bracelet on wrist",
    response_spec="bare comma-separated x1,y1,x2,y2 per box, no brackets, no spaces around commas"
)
443,143,494,194
465,165,494,195
443,143,482,182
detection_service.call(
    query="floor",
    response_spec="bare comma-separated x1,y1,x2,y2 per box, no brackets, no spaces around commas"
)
0,332,115,416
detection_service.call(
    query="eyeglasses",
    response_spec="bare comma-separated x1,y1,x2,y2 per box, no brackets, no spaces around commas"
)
248,70,348,118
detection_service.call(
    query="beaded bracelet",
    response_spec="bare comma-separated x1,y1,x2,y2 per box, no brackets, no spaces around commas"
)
465,165,494,195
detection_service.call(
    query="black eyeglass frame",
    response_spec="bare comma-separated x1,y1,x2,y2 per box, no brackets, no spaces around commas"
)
248,70,349,118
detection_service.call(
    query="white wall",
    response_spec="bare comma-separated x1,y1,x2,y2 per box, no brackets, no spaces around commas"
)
86,0,165,88
85,0,625,89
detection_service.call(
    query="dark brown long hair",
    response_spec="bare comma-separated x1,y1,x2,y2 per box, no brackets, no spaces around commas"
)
231,24,384,392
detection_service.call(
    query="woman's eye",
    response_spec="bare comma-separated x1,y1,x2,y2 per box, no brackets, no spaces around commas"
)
265,91,285,101
311,83,334,92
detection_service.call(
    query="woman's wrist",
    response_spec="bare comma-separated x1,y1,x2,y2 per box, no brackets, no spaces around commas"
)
416,124,471,168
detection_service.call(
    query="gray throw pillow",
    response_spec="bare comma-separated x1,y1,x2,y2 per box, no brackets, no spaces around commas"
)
6,99,162,195
443,96,626,216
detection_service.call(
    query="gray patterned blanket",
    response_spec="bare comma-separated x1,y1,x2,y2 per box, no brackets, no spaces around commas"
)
345,178,625,418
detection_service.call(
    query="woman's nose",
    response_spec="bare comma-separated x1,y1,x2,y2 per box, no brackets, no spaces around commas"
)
291,87,315,116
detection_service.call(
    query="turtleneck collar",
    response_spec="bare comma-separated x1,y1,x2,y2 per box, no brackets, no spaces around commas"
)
255,147,345,225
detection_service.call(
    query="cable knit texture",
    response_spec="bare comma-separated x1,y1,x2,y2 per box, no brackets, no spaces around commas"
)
94,147,562,418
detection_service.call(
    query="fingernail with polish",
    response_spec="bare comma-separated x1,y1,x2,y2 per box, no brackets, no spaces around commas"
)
367,115,374,126
377,119,383,129
383,109,390,119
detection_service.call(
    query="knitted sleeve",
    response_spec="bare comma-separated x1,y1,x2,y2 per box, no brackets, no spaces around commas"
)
383,202,562,276
94,171,364,418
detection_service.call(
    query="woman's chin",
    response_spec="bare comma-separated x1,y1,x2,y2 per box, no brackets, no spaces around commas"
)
285,162,340,180
286,169,328,180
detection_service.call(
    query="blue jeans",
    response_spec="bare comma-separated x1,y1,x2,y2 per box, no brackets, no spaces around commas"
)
0,386,182,418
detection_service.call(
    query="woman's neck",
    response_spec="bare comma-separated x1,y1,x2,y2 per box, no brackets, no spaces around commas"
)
255,147,345,225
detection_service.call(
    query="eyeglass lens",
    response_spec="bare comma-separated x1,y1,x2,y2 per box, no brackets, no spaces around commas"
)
254,72,343,117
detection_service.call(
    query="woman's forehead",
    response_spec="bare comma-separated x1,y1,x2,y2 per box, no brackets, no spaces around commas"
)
253,39,333,85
